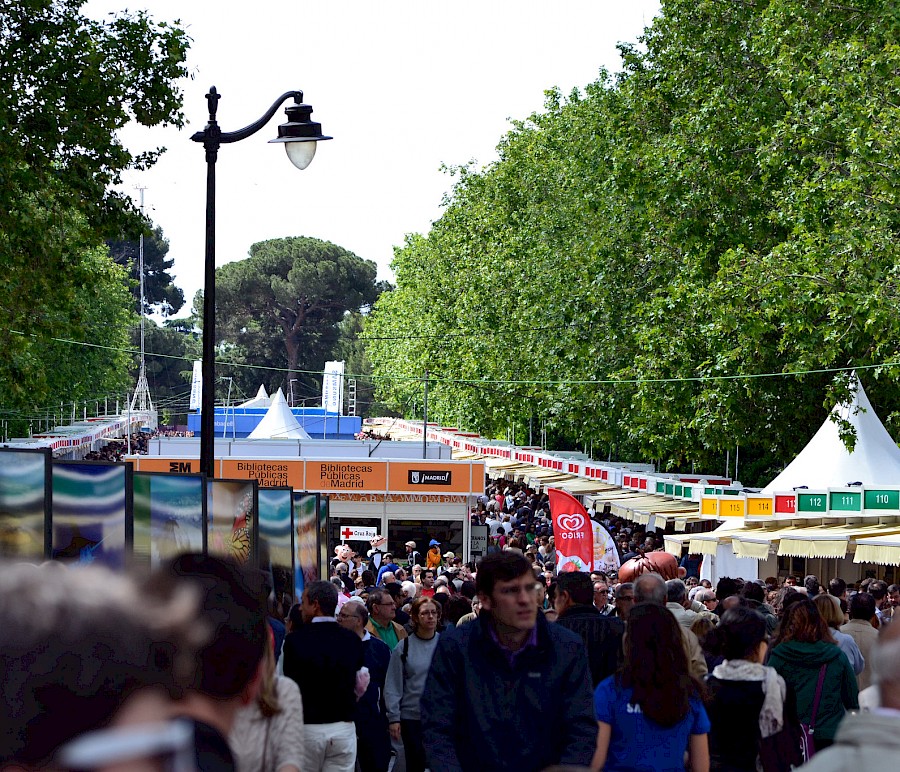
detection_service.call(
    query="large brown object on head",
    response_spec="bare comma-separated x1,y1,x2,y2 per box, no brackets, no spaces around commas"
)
617,550,685,583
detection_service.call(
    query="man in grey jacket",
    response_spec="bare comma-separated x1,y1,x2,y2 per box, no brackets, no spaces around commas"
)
841,591,880,691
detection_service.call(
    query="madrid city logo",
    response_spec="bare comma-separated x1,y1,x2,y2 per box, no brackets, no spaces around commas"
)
407,470,452,485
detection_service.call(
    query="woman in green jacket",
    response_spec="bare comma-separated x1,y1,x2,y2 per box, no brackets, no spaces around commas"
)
768,598,859,750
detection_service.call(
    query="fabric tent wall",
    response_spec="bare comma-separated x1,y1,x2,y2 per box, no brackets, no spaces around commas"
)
247,390,311,440
764,375,900,491
701,544,760,587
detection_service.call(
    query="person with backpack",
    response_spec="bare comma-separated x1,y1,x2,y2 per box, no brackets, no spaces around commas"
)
384,597,441,772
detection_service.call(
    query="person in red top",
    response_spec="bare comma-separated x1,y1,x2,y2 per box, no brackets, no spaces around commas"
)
420,569,436,598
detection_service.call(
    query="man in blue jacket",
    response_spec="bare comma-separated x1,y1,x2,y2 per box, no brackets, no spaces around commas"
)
421,551,596,771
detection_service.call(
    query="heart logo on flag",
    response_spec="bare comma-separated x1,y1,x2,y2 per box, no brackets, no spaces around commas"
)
558,513,585,532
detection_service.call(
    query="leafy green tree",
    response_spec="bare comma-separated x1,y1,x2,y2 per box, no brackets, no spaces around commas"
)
215,237,383,401
0,0,188,428
108,225,185,316
134,321,198,424
367,0,900,486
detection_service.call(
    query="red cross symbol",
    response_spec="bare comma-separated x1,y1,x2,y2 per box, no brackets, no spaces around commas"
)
341,527,354,540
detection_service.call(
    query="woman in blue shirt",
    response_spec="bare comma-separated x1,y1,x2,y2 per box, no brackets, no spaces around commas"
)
593,603,710,771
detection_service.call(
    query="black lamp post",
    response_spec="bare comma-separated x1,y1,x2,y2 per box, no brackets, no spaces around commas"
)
191,87,331,478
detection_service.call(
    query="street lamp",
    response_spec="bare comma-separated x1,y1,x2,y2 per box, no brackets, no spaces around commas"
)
191,86,331,478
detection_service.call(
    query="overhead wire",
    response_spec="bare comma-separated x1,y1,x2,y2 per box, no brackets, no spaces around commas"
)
9,327,900,389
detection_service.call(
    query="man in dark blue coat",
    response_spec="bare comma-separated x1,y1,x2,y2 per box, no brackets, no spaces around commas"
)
421,552,596,772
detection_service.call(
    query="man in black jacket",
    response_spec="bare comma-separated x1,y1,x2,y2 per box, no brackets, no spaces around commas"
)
421,552,596,772
555,571,624,687
283,580,365,772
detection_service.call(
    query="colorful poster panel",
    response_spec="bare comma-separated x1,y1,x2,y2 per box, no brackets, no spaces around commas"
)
258,487,295,606
132,472,205,570
0,448,51,561
319,495,330,580
207,479,259,567
293,492,320,601
51,460,130,569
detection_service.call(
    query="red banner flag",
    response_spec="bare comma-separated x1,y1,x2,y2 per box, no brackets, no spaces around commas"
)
548,488,594,573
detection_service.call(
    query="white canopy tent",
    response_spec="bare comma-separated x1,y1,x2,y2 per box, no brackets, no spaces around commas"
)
238,385,271,409
247,389,310,440
764,374,900,491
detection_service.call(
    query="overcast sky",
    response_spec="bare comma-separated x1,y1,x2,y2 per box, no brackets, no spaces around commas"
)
84,1,661,312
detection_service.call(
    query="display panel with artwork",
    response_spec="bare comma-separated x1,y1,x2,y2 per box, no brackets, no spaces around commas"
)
207,479,258,566
258,486,294,605
51,460,130,568
293,491,320,600
132,472,205,569
0,448,51,561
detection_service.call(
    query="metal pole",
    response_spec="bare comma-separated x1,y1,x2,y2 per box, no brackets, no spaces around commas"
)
735,444,740,481
223,377,232,438
199,90,220,480
422,369,429,459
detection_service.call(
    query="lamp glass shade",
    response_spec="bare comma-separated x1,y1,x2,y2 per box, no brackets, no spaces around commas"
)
284,140,317,170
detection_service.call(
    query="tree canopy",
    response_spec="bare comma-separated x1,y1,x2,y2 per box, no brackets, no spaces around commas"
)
214,237,385,403
365,0,900,486
0,0,189,434
108,225,185,317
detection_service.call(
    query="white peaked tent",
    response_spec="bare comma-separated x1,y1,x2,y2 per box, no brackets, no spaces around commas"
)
238,385,271,409
764,374,900,491
247,389,311,440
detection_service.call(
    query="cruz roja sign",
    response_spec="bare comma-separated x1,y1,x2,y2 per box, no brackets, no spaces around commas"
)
408,470,452,485
340,525,378,541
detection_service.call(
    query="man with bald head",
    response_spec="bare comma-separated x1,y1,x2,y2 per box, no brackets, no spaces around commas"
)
634,573,707,678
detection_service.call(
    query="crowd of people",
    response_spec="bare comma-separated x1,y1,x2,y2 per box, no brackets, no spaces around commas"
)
5,473,900,771
83,429,191,462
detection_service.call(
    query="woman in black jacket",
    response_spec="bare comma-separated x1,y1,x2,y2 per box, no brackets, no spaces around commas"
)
705,606,799,771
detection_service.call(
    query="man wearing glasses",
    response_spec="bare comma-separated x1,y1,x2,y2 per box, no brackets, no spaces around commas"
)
593,581,615,615
612,582,635,620
337,600,391,772
365,588,408,650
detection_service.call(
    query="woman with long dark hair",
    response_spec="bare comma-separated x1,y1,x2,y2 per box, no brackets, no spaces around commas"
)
592,603,710,771
767,598,858,751
705,606,798,771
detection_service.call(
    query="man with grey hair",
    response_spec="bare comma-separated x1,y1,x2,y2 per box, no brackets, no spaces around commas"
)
799,618,900,768
666,578,698,629
695,588,719,612
635,573,707,678
366,588,408,650
337,599,392,772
